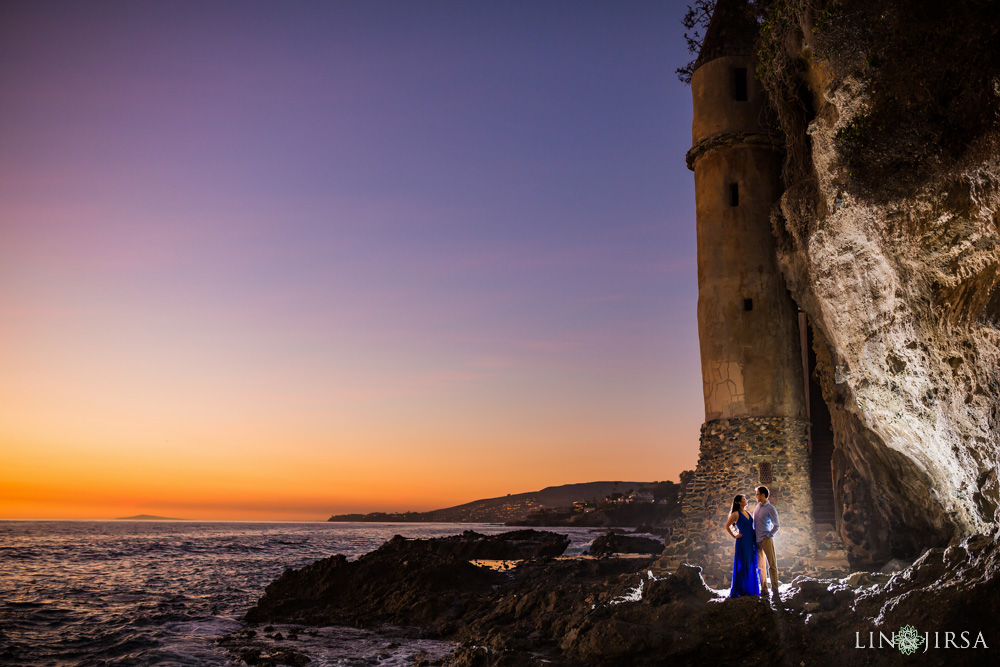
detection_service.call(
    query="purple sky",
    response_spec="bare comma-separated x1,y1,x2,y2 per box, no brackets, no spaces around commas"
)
1,0,703,519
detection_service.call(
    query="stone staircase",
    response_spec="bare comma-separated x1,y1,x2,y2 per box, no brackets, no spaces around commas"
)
811,484,836,525
809,431,837,525
809,522,850,576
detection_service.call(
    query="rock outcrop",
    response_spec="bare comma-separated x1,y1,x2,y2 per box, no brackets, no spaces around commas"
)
755,0,1000,566
244,530,569,630
589,532,664,557
234,529,1000,665
389,530,571,560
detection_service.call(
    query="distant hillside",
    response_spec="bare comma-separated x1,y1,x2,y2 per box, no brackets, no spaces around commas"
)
328,481,650,524
512,479,685,530
115,514,184,521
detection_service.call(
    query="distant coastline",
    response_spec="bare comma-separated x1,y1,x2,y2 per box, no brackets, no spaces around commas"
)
328,479,688,530
115,514,185,521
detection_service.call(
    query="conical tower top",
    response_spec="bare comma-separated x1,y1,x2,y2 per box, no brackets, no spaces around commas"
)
694,0,759,71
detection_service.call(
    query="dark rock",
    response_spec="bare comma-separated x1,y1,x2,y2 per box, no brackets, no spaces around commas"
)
879,557,911,574
389,529,571,560
246,547,502,631
240,529,1000,666
643,564,714,605
236,648,261,664
217,635,311,667
589,532,664,557
244,530,568,631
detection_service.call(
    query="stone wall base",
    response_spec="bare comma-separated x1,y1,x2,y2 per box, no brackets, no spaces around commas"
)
656,417,820,588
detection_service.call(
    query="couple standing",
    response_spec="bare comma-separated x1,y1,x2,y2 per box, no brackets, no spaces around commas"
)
725,486,780,598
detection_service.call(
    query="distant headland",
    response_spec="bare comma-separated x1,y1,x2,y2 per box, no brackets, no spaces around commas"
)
115,514,185,521
327,479,690,530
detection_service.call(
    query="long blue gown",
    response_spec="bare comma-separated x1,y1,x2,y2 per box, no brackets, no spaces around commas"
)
729,510,760,597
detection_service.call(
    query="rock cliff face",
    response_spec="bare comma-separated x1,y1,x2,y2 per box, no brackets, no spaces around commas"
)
759,0,1000,564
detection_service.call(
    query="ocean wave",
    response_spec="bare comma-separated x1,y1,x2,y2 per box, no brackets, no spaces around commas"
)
0,520,598,665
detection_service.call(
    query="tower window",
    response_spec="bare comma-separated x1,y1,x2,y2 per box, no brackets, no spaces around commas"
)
734,68,748,101
744,298,753,312
730,183,740,207
758,462,773,484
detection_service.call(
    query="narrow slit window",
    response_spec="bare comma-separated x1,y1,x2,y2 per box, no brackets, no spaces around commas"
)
734,68,748,101
730,182,740,207
758,462,773,484
744,298,754,312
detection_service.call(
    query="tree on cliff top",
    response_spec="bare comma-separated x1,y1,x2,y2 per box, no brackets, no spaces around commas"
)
677,0,717,83
677,0,780,84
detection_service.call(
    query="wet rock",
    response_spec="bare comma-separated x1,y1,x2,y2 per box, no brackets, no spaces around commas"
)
589,532,664,557
249,648,309,667
217,632,311,667
392,530,571,560
246,546,503,631
241,530,1000,665
244,530,569,631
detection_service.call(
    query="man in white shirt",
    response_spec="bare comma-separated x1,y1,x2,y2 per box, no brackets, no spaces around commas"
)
753,485,780,598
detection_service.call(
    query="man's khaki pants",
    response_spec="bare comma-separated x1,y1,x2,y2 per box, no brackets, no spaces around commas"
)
757,537,779,594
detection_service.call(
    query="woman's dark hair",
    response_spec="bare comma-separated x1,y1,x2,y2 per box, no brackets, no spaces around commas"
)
731,494,745,514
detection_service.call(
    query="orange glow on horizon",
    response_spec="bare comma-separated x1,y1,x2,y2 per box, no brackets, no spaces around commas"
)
1,330,701,520
0,0,705,522
1,393,699,520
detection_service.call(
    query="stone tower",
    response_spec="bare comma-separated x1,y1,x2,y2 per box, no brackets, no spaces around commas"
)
656,0,830,587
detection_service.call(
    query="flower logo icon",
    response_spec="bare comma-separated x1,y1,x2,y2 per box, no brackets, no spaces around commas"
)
896,625,925,655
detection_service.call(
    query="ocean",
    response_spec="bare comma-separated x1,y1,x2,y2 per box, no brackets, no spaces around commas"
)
0,520,603,666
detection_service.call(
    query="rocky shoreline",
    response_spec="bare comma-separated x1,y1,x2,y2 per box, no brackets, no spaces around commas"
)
222,528,999,666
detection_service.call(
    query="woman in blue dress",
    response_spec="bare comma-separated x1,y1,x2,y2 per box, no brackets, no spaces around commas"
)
724,494,760,597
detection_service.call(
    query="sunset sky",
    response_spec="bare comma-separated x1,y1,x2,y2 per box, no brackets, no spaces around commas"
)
1,0,701,520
